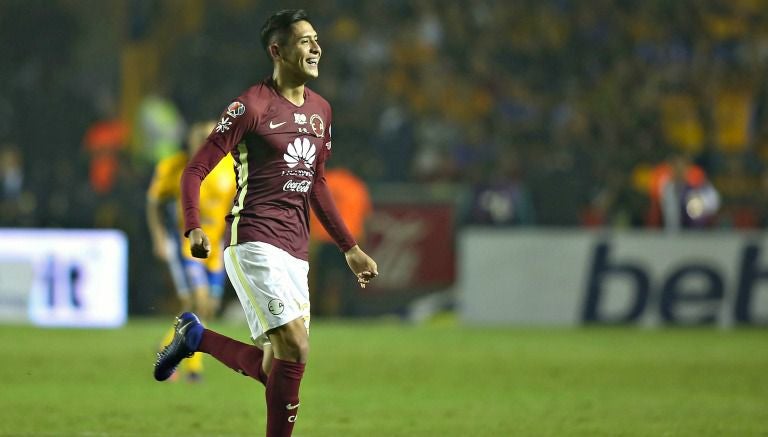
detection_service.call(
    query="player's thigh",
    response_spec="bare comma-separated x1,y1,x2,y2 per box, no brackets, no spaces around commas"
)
224,242,310,346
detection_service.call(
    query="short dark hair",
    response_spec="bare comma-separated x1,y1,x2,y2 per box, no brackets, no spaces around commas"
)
260,9,311,54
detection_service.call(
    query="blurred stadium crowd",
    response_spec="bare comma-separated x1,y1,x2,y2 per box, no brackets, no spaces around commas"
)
2,0,768,311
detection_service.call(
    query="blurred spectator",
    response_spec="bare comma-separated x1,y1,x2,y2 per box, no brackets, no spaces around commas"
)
0,142,34,225
373,97,415,182
465,151,535,226
648,154,720,231
135,90,186,164
659,86,705,155
580,169,647,229
0,143,23,201
710,70,755,154
82,92,128,195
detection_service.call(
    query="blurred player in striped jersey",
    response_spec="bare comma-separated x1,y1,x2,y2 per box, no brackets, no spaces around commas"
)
146,120,235,381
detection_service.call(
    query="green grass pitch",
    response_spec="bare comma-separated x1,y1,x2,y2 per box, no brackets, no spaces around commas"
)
1,318,766,436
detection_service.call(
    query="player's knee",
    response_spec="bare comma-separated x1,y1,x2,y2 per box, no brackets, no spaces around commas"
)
271,329,309,363
283,333,309,363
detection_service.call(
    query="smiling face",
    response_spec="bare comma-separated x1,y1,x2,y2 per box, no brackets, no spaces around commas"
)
273,20,321,82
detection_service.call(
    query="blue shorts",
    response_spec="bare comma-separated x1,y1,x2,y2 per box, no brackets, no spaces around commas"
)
182,258,226,299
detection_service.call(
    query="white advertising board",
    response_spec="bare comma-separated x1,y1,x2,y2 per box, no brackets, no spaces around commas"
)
0,229,128,327
459,229,768,327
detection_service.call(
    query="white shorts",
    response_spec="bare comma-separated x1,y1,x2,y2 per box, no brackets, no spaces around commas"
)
223,242,310,346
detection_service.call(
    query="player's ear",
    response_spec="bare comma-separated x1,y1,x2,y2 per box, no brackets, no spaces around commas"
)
269,43,281,61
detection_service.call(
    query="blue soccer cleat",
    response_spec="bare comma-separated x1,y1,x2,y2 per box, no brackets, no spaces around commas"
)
153,312,204,382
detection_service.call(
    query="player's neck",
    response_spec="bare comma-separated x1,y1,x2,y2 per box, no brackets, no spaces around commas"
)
272,73,306,107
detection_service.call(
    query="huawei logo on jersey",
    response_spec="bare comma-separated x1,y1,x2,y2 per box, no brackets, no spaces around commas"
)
284,138,316,169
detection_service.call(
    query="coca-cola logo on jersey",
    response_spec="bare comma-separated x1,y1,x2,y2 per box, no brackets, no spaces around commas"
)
283,179,312,193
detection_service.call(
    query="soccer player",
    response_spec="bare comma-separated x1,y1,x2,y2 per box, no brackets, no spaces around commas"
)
153,9,378,437
147,120,235,380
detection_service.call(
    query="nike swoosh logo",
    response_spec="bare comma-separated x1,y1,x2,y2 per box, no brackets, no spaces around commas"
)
270,121,287,129
286,403,300,410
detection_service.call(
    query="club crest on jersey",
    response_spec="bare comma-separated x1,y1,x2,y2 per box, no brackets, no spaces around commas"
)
215,117,232,133
310,114,324,137
226,101,245,118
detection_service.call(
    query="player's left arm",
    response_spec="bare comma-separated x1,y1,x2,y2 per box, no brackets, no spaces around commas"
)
310,159,378,288
344,245,378,288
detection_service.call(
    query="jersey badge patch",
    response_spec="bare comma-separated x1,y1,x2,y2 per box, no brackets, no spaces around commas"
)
215,117,232,133
310,114,324,138
268,299,285,315
226,101,246,118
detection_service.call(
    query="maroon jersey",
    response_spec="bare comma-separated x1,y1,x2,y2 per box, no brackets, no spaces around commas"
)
181,78,356,261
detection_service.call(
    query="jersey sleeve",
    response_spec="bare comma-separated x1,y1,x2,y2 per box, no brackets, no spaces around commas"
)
310,160,357,252
323,120,332,159
181,98,256,235
207,100,255,155
309,110,357,252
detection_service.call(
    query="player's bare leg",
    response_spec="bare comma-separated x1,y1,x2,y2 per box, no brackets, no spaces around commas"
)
193,286,213,320
264,318,308,437
178,293,193,313
209,296,222,319
267,318,309,363
262,342,274,375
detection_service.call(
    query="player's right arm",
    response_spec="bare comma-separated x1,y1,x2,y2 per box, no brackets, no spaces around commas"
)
181,99,256,258
146,196,170,260
182,139,228,259
187,227,211,259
